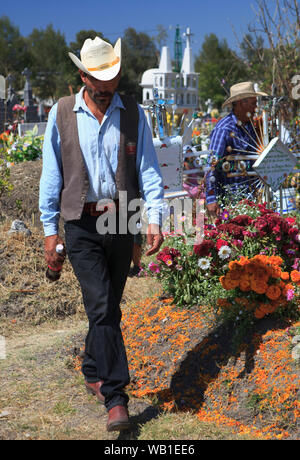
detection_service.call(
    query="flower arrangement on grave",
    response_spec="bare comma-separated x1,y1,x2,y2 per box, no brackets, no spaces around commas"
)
12,103,27,123
143,200,300,322
1,125,44,163
218,254,299,320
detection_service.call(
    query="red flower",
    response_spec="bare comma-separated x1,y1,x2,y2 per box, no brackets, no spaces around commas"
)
217,223,244,239
286,217,296,225
216,239,229,250
229,215,253,226
288,227,298,240
12,104,26,112
193,240,215,257
238,199,256,208
156,247,181,265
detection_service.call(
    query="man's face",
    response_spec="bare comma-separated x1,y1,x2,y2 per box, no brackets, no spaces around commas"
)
239,97,257,119
80,70,121,108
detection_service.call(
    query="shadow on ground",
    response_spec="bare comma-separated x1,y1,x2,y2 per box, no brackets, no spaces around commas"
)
120,317,290,439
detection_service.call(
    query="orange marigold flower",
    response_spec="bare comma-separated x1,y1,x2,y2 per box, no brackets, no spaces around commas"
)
219,275,226,286
290,270,300,284
220,276,231,290
228,261,240,271
280,272,289,281
234,297,249,306
266,284,282,300
226,270,240,281
254,267,270,283
259,303,276,314
239,279,251,292
238,256,249,266
268,255,283,266
229,279,240,289
285,283,294,291
0,132,8,141
226,275,239,289
217,298,231,308
253,254,269,265
254,307,266,319
270,266,282,279
251,280,268,294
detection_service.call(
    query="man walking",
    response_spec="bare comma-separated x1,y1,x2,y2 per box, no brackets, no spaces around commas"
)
39,36,164,431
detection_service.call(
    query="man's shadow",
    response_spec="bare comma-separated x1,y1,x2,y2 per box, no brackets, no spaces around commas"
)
119,316,287,440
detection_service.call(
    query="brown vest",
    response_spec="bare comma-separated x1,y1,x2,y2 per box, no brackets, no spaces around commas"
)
56,93,140,221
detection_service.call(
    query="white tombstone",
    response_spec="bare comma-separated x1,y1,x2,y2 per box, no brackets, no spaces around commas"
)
253,137,298,192
153,136,185,198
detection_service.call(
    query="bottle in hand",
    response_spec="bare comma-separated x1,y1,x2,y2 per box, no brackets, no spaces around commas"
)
46,244,65,282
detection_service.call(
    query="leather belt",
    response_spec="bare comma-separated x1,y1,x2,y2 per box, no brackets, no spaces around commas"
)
83,200,119,217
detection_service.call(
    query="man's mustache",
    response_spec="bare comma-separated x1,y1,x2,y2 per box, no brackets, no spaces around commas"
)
94,91,113,98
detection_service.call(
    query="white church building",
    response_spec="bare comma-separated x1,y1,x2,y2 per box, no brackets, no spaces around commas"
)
140,27,199,112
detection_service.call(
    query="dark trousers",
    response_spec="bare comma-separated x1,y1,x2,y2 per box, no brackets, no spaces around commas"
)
64,215,134,410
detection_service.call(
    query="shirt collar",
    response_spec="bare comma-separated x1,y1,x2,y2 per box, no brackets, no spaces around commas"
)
230,111,239,125
73,87,125,113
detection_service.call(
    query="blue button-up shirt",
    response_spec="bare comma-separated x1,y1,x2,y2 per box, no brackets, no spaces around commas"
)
205,112,258,204
39,88,164,236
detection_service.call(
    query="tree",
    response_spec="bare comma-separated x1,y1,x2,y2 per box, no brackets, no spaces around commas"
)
235,0,300,121
26,24,69,101
153,24,169,50
195,34,248,109
239,34,273,84
119,27,158,101
0,16,31,89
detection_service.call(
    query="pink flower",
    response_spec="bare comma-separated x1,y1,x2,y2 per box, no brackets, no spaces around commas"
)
292,258,299,270
286,289,294,301
12,104,26,112
232,239,243,248
148,262,160,274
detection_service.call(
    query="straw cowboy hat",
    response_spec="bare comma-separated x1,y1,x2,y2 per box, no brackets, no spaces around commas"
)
222,82,268,108
68,37,121,81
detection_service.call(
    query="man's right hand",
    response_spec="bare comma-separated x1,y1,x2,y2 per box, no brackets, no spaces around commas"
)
206,202,220,219
44,235,65,269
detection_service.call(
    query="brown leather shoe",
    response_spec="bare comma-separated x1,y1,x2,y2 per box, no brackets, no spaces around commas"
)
107,405,131,432
85,380,105,405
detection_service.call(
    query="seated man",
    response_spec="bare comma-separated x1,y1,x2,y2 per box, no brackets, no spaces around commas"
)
205,82,268,217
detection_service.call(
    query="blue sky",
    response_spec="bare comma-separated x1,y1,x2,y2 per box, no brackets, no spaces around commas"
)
1,0,265,54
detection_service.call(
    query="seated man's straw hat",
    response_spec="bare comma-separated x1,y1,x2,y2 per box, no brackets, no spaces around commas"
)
222,82,268,108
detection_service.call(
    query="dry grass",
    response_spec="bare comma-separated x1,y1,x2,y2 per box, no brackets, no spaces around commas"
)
0,222,83,328
138,412,254,440
0,221,161,333
0,319,115,440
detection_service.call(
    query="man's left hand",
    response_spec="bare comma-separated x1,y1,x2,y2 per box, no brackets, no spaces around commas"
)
145,224,164,256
